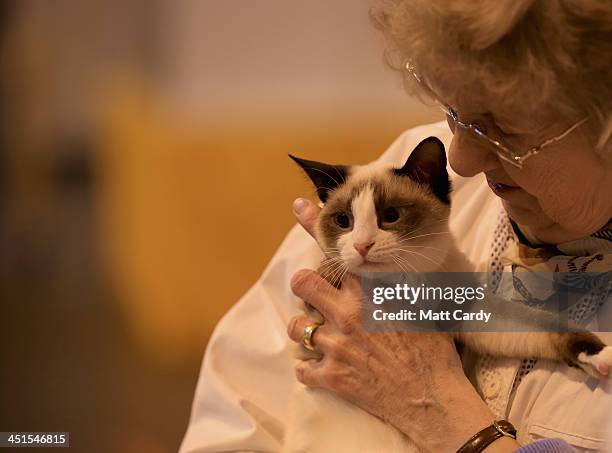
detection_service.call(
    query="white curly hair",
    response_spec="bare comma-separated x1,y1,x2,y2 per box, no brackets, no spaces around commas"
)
370,0,612,150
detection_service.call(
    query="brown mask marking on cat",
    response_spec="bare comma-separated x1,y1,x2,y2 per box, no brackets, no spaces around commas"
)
290,137,452,256
316,173,449,254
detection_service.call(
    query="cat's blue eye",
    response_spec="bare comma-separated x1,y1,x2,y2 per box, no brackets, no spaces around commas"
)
334,212,351,229
382,207,400,223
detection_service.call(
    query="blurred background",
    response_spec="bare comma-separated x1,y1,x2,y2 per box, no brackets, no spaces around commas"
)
0,1,441,452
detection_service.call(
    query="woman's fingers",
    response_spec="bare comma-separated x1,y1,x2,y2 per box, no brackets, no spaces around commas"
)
288,313,357,361
295,358,356,394
287,313,328,349
295,359,327,388
287,314,318,342
293,198,321,240
291,269,340,321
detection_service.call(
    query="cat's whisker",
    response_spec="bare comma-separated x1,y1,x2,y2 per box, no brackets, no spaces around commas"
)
328,263,348,287
320,260,345,280
401,249,445,270
329,261,346,280
321,250,343,259
391,256,406,274
396,228,450,240
395,219,449,240
322,257,346,281
395,257,416,275
303,166,342,187
397,256,420,273
395,232,447,244
392,254,419,273
322,246,342,252
395,219,448,237
398,231,451,242
331,270,346,288
396,245,447,253
319,260,342,273
404,249,444,267
323,248,343,254
333,166,346,184
320,255,343,264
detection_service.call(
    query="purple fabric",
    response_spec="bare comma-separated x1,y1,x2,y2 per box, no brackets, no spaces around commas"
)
515,438,575,453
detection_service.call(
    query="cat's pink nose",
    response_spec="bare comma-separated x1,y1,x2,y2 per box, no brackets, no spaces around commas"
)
354,241,375,257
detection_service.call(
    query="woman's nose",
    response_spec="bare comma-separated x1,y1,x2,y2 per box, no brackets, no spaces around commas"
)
447,132,499,177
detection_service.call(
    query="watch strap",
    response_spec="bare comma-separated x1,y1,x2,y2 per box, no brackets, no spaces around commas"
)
456,420,517,453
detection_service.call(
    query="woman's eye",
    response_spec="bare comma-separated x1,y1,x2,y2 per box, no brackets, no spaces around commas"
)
334,212,351,228
382,207,400,223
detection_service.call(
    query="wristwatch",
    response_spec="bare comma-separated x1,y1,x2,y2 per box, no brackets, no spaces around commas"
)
456,420,517,453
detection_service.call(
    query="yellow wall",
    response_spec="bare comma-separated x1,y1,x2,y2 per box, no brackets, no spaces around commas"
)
98,88,442,363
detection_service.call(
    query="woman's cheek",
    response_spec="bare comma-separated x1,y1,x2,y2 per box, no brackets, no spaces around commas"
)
502,155,560,195
536,184,578,223
535,179,607,234
501,201,554,228
502,162,584,230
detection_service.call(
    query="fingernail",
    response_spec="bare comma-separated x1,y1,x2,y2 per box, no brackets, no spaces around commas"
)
293,198,308,215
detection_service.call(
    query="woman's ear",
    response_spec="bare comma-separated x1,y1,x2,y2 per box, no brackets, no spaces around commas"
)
394,137,451,204
289,155,348,202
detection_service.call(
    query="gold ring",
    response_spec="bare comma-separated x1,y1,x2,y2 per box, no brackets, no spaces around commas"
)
302,322,322,352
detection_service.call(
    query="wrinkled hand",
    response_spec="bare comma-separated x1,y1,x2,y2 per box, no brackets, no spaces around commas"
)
287,198,517,452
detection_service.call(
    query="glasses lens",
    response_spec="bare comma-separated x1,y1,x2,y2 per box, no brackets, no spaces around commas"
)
469,126,522,167
472,123,487,135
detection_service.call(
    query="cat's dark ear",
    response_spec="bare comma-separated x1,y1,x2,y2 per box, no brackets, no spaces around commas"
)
289,155,348,202
394,137,451,204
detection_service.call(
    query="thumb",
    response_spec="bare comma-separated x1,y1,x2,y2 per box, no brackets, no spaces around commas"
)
293,198,321,240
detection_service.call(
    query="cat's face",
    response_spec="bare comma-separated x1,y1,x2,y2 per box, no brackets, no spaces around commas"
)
291,137,453,278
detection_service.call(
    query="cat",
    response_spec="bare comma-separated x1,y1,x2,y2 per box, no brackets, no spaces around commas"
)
283,136,612,453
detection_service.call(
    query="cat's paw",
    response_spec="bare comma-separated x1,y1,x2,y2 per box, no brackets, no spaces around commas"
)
577,346,612,379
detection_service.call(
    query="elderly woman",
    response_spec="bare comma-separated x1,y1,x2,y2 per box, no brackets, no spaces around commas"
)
180,1,612,452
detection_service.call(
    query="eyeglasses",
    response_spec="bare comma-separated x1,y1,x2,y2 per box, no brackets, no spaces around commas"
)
405,61,588,168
